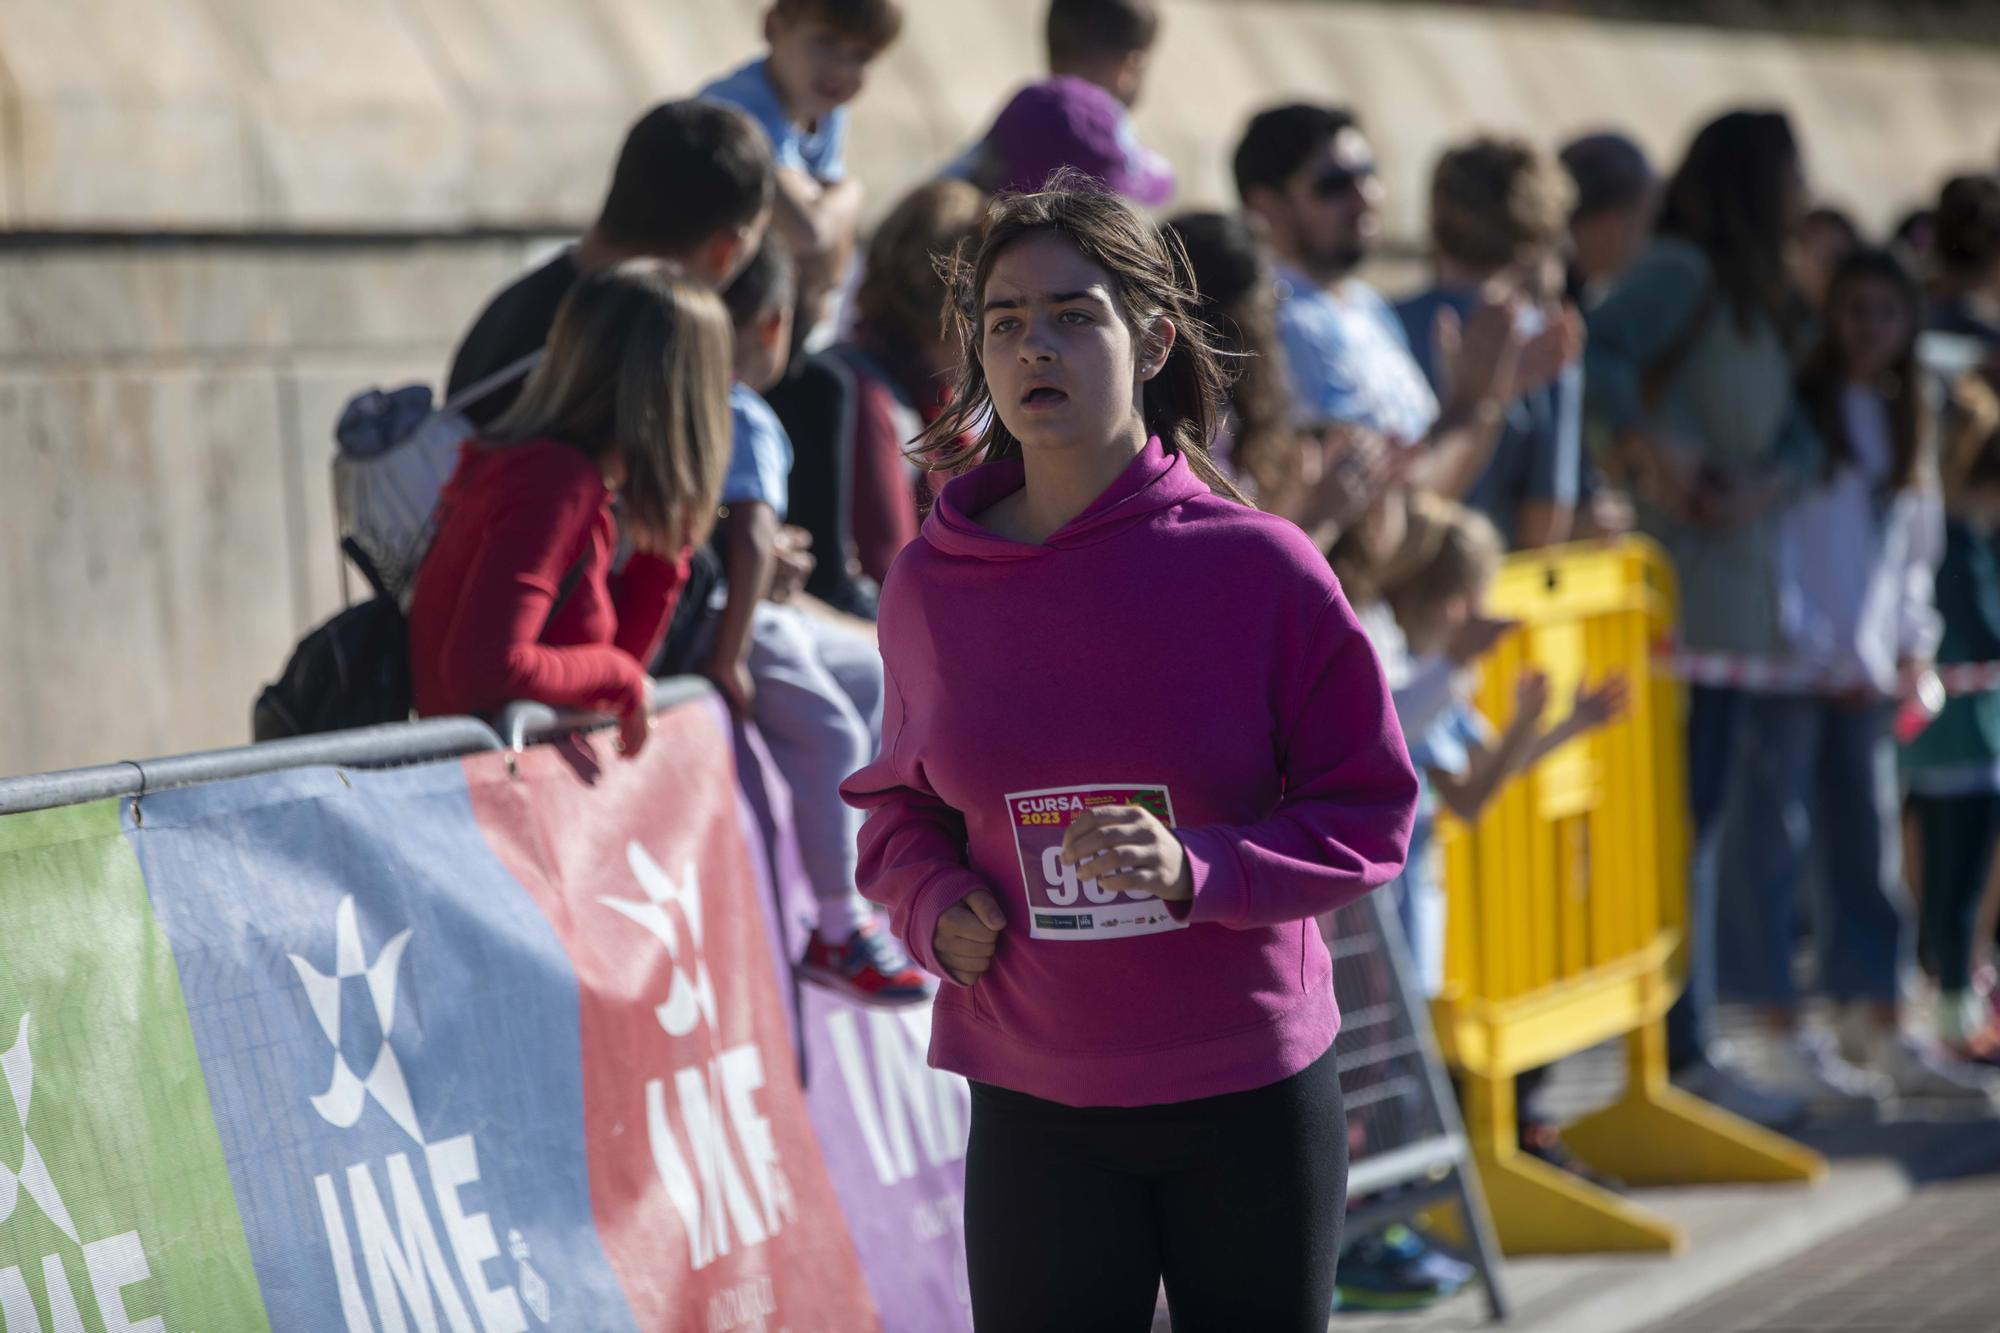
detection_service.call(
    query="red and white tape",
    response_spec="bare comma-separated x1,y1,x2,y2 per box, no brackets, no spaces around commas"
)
1653,646,2000,698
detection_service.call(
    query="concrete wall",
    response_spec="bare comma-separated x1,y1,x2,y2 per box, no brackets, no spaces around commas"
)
5,0,2000,777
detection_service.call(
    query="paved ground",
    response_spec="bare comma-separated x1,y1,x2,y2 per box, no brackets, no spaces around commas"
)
1146,1004,2000,1332
1632,1174,2000,1332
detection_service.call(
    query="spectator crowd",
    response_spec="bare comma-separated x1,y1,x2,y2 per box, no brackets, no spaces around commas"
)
386,0,2000,1314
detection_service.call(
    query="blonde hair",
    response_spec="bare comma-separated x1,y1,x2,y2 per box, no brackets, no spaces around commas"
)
1383,492,1503,618
488,259,733,549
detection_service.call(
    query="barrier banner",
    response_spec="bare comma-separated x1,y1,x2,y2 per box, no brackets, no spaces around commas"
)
0,800,267,1332
0,695,926,1332
732,732,975,1333
468,717,876,1332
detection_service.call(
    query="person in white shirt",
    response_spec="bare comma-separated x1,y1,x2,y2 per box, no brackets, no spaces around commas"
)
1722,247,1995,1106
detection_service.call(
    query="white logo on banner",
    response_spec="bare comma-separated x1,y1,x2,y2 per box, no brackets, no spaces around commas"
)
601,844,792,1272
291,897,532,1333
0,1013,170,1333
0,1015,80,1245
290,896,423,1143
600,845,718,1037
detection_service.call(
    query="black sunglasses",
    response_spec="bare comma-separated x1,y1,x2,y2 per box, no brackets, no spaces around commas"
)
1310,164,1375,200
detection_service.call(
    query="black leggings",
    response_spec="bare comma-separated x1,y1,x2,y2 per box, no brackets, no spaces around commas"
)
1913,792,2000,993
964,1046,1347,1333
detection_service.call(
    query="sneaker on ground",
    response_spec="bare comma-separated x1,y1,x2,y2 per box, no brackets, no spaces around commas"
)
798,924,932,1007
1755,1031,1889,1114
1671,1050,1808,1129
1333,1225,1472,1313
1874,1033,2000,1101
1945,1017,2000,1069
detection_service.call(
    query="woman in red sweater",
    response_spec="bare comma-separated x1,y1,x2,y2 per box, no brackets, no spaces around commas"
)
408,261,734,753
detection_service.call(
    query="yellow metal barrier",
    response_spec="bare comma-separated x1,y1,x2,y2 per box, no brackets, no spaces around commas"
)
1431,538,1824,1255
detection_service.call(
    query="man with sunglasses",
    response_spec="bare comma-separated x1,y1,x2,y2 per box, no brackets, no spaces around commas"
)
1233,103,1546,504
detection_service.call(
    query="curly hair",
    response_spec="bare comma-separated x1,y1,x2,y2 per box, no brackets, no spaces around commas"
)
1428,136,1574,274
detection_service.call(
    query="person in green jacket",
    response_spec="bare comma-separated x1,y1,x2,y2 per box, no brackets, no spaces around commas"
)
1906,375,2000,1062
1583,108,1823,1129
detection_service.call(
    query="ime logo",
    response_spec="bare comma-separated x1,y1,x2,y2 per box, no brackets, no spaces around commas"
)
600,844,792,1272
0,1014,169,1333
290,896,534,1333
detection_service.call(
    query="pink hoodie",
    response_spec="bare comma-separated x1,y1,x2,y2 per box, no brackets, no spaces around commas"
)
840,437,1416,1106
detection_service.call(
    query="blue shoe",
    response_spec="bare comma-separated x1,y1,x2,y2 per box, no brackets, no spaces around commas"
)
1333,1225,1472,1313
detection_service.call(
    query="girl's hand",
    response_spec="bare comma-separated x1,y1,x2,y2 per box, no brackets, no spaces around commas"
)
1512,669,1552,727
1570,674,1629,733
612,674,653,758
1508,301,1585,399
934,888,1007,985
767,525,816,603
616,703,653,758
702,654,756,720
1059,805,1192,903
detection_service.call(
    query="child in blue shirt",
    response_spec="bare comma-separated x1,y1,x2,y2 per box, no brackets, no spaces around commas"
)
708,237,929,1007
1382,495,1626,994
701,0,902,339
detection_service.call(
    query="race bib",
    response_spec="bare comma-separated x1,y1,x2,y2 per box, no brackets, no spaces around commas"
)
1005,784,1188,941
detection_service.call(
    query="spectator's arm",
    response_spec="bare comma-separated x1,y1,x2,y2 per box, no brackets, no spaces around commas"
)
1410,297,1516,499
1410,400,1506,500
429,487,647,716
705,501,780,682
770,168,862,264
841,655,990,984
1515,366,1584,548
610,548,688,671
1172,590,1418,928
1898,482,1946,665
1430,715,1536,823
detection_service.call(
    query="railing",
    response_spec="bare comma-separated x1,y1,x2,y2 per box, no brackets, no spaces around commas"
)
0,677,711,816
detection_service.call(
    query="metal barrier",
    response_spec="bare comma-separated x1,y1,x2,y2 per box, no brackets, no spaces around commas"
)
0,678,712,816
1330,892,1507,1320
494,676,714,752
1433,538,1824,1255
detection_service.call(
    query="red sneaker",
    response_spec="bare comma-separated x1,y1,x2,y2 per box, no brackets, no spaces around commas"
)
799,923,932,1007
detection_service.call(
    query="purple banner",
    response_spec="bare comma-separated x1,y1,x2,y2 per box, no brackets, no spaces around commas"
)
734,721,976,1333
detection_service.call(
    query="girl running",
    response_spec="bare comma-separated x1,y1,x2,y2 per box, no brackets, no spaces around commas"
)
840,175,1417,1332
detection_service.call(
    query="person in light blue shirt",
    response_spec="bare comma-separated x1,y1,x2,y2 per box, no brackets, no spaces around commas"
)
724,379,794,518
699,0,904,344
702,56,848,182
1234,103,1544,509
1279,274,1437,443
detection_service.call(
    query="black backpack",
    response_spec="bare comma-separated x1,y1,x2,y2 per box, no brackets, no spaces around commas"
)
253,538,584,741
252,540,415,741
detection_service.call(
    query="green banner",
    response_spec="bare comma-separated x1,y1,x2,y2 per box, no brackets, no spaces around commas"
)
0,800,265,1333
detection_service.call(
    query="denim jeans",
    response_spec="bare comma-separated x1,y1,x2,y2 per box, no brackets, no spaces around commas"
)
1713,695,1908,1007
1668,685,1744,1069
